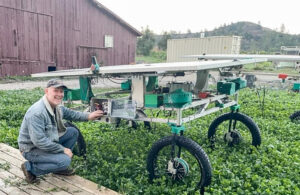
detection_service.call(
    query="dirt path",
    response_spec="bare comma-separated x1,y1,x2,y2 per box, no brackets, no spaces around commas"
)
0,78,121,90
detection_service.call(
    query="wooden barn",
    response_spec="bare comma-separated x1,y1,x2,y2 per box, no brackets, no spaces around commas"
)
0,0,141,76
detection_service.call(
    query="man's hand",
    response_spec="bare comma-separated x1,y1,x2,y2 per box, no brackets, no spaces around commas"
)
64,148,73,158
88,110,104,120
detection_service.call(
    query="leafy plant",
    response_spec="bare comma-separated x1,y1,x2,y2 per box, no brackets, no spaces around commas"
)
0,88,300,194
137,27,155,56
0,162,11,171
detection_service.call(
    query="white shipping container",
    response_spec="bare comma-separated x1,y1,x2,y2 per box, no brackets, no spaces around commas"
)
167,36,241,62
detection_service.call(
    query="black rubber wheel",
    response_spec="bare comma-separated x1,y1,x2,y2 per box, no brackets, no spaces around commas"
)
117,119,150,129
115,119,137,129
208,112,261,147
129,120,151,129
147,135,212,191
290,111,300,124
144,121,151,129
138,110,152,130
115,110,151,129
127,120,138,129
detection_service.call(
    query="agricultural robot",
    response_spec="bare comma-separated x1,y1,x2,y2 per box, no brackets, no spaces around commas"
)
32,55,299,193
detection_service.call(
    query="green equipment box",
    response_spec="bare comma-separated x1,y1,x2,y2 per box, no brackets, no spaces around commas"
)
63,89,81,101
229,78,247,90
163,89,192,108
145,94,163,108
293,83,300,91
121,80,131,90
217,81,236,95
63,76,94,103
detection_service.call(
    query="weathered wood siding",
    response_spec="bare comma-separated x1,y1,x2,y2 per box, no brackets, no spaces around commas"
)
0,0,139,76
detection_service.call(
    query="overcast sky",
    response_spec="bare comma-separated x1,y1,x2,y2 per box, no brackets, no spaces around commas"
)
98,0,300,35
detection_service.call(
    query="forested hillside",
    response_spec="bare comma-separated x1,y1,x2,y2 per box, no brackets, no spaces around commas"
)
154,22,300,53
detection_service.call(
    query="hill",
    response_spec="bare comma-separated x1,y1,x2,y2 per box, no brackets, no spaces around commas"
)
156,22,300,53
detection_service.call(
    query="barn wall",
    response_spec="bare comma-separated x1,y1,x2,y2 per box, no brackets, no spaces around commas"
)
0,0,139,76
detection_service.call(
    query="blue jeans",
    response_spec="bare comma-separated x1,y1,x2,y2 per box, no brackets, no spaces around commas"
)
23,127,79,176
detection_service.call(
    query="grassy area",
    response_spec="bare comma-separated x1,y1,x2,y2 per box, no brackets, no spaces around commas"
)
136,51,166,64
136,55,165,63
243,62,300,74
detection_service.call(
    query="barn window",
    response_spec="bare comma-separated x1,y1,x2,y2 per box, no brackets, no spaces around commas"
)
104,35,113,48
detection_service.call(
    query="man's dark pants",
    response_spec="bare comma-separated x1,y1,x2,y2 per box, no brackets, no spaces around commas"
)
22,127,78,176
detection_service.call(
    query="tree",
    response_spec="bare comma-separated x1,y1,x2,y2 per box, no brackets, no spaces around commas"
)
137,27,155,56
280,24,285,33
158,31,171,51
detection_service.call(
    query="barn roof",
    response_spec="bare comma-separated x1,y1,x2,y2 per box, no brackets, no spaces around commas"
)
91,0,142,36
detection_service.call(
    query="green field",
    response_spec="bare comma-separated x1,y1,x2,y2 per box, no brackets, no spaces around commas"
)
0,88,300,194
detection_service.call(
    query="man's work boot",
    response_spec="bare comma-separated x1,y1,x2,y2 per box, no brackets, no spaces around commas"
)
21,162,37,183
53,168,75,176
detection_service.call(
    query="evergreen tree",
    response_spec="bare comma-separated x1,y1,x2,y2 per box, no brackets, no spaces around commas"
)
137,27,155,56
158,31,171,51
280,24,286,33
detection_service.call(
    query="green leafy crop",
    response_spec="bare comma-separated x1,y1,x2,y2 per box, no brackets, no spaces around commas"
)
0,88,299,194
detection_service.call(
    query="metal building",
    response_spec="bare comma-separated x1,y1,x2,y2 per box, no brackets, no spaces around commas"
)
167,36,241,62
0,0,141,76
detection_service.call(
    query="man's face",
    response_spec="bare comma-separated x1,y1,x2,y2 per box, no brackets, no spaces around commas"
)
45,87,64,108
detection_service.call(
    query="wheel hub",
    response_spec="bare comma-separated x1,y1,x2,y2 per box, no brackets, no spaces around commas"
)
167,158,189,180
224,130,243,146
292,117,300,124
